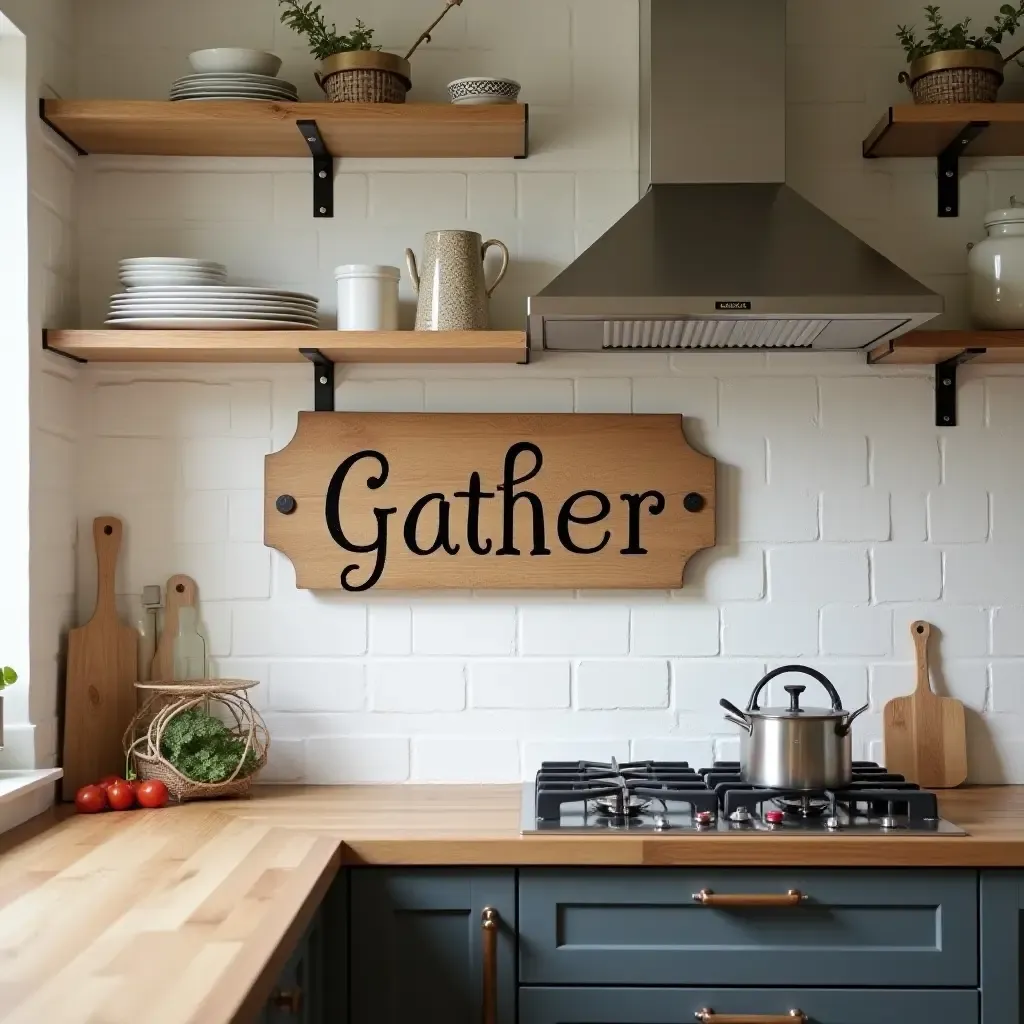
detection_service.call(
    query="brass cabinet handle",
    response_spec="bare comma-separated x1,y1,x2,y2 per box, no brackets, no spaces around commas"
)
695,1010,806,1023
268,988,303,1014
481,907,499,1024
692,889,806,907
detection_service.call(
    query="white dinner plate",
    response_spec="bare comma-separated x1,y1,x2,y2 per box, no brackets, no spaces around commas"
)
171,87,296,98
174,73,298,88
111,302,318,315
106,317,320,330
110,286,318,301
110,305,319,318
172,90,296,97
120,277,227,287
120,257,225,268
174,96,297,103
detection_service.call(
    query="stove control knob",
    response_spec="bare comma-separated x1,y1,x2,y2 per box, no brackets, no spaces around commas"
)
694,810,714,829
764,809,785,825
825,816,840,831
653,814,670,831
880,815,898,830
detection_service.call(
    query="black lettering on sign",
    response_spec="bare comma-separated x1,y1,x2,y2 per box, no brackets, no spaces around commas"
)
495,441,552,557
619,490,666,554
325,450,397,593
404,493,461,556
454,472,495,555
557,490,612,554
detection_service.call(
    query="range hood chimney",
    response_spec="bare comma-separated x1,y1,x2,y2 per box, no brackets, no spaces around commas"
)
527,0,942,353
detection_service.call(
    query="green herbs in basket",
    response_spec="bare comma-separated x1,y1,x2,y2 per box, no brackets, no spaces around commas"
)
160,707,259,784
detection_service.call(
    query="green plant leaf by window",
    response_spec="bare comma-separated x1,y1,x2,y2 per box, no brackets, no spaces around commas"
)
0,666,17,692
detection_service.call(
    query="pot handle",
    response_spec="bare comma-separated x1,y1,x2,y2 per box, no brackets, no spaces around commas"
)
898,69,912,88
835,702,870,737
747,665,843,713
719,699,752,734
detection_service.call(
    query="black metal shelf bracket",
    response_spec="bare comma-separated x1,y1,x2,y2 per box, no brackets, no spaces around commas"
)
41,329,87,364
935,348,985,426
301,348,336,412
937,121,989,217
297,119,334,219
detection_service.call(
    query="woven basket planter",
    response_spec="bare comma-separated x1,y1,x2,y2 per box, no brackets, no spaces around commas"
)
900,49,1004,104
317,51,411,104
124,680,269,803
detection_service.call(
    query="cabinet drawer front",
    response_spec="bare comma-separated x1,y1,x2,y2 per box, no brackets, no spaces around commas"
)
519,868,977,987
519,987,979,1024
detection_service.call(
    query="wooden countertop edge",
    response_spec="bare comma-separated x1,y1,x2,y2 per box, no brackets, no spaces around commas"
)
209,833,341,1024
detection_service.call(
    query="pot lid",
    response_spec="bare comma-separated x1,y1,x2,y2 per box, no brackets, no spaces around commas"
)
751,683,847,720
984,196,1024,227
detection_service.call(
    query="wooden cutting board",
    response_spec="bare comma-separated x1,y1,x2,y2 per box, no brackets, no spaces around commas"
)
150,574,198,682
62,517,138,799
883,620,968,788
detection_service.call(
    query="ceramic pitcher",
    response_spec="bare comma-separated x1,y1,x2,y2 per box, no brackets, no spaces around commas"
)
405,230,509,331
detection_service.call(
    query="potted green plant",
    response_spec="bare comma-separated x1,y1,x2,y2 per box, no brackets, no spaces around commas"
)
897,3,1024,103
0,666,18,750
277,0,465,104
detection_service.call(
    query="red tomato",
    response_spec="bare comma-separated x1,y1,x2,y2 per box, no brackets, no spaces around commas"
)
106,780,136,811
75,785,108,814
136,780,169,808
97,775,124,791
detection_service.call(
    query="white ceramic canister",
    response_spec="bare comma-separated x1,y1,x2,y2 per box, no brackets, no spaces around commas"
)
969,197,1024,329
335,264,400,330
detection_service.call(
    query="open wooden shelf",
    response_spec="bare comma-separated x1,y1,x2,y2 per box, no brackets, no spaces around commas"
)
863,103,1024,158
43,330,528,365
868,330,1024,365
40,100,529,159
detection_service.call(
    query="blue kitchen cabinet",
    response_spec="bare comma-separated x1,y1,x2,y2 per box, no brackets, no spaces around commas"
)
519,867,978,988
519,987,979,1023
981,871,1024,1024
349,868,516,1024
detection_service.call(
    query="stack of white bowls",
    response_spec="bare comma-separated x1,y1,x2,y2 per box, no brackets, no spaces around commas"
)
107,258,320,330
171,48,297,102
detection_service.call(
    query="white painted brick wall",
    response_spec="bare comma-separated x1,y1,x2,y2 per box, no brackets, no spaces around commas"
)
62,0,1024,783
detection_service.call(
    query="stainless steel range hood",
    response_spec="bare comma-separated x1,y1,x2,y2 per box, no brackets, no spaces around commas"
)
527,0,942,353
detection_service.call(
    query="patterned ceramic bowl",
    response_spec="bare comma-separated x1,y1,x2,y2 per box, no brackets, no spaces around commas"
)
447,77,521,105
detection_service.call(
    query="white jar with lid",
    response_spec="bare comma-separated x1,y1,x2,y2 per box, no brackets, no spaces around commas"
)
335,264,400,330
969,197,1024,328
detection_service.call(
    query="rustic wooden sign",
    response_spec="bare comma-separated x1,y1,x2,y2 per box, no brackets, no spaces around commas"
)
265,413,715,591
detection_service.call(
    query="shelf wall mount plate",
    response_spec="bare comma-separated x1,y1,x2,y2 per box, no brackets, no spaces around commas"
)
301,348,336,411
937,121,989,218
297,119,334,219
935,347,985,426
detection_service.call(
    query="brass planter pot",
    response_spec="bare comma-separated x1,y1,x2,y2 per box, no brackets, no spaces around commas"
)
899,49,1004,104
316,51,412,104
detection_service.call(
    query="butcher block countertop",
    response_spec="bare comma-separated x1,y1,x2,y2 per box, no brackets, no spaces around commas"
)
3,784,1024,1024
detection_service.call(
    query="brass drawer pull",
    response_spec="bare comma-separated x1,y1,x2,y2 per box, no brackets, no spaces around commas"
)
695,1010,807,1023
692,889,806,908
481,906,499,1024
268,988,303,1014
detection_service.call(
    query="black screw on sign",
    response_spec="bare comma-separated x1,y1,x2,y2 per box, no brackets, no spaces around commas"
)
683,492,706,513
276,495,298,515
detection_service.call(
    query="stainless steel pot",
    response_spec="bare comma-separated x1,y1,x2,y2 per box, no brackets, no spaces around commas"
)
719,665,869,790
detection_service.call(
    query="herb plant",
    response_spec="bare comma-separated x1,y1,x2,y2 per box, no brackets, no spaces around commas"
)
898,3,1024,59
277,1,380,60
160,707,258,784
0,667,17,693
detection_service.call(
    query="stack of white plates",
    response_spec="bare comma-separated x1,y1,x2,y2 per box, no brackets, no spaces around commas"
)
120,258,227,288
106,286,320,330
170,73,298,102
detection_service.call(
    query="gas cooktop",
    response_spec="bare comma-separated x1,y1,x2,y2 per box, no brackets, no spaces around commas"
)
521,759,966,835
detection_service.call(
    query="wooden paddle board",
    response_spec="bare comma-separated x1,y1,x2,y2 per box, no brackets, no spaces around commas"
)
150,575,198,682
62,517,138,799
883,620,968,788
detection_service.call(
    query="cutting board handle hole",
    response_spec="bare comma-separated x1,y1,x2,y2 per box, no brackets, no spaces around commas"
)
916,624,925,634
103,525,112,535
175,583,185,593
